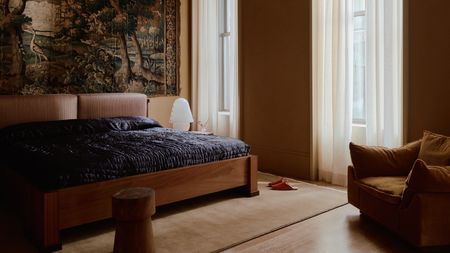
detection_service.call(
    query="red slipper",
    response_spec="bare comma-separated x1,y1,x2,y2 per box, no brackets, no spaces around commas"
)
267,178,286,187
271,181,298,191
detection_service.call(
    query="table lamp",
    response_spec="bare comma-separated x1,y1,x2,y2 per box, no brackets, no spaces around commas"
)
170,98,194,131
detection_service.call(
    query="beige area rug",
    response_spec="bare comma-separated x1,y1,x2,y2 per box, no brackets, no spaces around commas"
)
61,173,347,253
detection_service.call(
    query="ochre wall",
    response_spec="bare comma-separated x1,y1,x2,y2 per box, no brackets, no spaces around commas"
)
148,0,190,127
406,0,450,141
239,0,311,179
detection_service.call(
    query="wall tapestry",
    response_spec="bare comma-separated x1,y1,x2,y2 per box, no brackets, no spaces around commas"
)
0,0,179,96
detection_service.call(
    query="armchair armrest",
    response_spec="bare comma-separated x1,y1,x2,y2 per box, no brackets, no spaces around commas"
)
399,192,450,246
405,159,450,193
349,140,421,178
347,165,360,206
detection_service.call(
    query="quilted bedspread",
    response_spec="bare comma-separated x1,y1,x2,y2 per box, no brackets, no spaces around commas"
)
0,117,250,189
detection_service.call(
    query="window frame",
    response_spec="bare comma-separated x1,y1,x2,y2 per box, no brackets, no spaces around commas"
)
218,0,231,112
352,0,367,125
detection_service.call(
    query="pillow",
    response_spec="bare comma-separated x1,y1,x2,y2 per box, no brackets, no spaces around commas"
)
349,140,421,178
0,116,162,143
406,159,450,193
418,131,450,165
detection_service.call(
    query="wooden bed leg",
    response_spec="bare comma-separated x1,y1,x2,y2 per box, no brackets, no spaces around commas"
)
247,155,260,197
31,190,61,252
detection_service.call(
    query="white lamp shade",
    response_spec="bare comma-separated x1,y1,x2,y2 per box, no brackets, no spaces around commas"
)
170,98,194,130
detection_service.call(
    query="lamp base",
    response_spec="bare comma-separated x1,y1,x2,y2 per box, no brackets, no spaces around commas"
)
172,122,191,131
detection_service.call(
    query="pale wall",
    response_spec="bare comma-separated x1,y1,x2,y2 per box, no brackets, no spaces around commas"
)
148,0,190,127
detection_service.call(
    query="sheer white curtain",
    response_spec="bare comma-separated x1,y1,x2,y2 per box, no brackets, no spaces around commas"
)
228,0,240,138
365,0,403,147
191,0,219,134
312,0,354,186
191,0,240,138
313,0,403,186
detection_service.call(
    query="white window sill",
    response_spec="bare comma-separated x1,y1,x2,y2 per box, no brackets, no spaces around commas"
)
351,124,366,144
352,123,366,128
218,111,230,116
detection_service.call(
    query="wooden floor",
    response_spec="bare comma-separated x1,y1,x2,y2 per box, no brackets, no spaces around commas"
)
0,201,421,253
226,204,418,253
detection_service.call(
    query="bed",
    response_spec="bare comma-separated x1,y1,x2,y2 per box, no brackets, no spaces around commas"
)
0,93,259,251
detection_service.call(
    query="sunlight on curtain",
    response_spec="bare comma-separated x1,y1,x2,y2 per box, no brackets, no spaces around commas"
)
191,0,219,134
228,0,240,138
191,0,240,138
313,0,403,186
312,0,354,186
365,0,403,147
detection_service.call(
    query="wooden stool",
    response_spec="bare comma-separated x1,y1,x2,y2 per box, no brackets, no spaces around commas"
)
112,187,156,253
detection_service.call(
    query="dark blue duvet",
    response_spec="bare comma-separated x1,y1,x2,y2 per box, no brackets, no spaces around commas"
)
0,117,250,190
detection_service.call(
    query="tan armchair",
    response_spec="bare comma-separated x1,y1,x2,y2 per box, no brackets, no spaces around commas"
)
348,131,450,248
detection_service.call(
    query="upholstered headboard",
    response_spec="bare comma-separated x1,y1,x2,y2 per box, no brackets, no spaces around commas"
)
0,94,77,128
77,93,147,119
0,93,148,128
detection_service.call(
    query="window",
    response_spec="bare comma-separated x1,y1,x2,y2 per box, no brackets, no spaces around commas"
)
352,0,366,124
219,0,232,112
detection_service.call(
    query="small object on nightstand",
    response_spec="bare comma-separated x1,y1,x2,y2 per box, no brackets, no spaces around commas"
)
197,120,209,132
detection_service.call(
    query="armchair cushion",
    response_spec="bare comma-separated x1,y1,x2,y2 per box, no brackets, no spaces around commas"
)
406,159,450,193
358,176,406,204
418,131,450,166
360,176,407,196
349,140,421,178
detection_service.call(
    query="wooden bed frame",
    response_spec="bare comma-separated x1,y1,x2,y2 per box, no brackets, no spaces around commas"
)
0,93,259,252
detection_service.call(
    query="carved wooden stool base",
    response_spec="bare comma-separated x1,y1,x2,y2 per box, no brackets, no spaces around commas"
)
112,187,156,253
